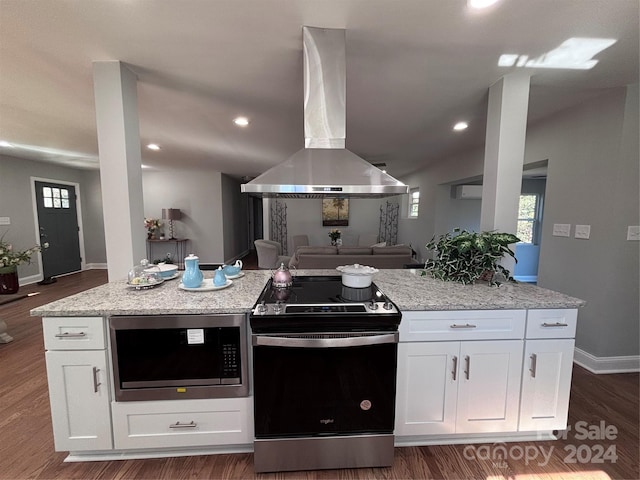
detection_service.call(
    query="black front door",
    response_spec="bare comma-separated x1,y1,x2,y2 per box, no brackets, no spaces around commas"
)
35,180,82,278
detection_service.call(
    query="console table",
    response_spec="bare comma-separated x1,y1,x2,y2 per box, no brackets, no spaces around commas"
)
146,238,189,269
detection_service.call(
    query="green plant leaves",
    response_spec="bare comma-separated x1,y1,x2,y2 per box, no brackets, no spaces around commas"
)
424,228,521,284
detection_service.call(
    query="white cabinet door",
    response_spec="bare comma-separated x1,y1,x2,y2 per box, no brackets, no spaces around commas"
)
395,342,459,435
519,339,575,431
455,340,524,433
45,350,112,451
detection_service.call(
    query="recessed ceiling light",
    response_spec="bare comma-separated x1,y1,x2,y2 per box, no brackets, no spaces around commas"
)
233,117,250,127
0,140,14,147
468,0,500,9
147,144,161,151
453,122,469,131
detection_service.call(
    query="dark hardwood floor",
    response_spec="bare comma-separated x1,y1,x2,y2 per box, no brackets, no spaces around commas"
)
0,268,637,480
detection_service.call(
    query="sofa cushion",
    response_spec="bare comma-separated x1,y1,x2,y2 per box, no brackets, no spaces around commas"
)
296,246,338,255
371,241,387,248
338,247,372,255
372,245,412,255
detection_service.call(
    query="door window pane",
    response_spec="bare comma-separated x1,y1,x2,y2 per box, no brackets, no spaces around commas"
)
517,194,538,244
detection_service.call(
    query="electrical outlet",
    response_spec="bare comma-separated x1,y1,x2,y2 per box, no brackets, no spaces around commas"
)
627,226,640,241
574,225,591,239
552,223,571,237
0,217,10,225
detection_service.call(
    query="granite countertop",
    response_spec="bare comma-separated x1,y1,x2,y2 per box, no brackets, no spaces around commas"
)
30,269,585,318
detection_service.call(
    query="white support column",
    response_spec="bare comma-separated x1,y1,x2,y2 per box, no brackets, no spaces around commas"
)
481,73,531,272
93,61,146,281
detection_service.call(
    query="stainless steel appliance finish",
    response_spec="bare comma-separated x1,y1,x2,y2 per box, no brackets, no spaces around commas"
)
254,435,394,473
110,314,248,401
241,26,409,198
250,276,401,473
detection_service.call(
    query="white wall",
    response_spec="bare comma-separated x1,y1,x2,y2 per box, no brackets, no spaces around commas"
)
0,154,106,280
142,168,225,264
397,85,639,359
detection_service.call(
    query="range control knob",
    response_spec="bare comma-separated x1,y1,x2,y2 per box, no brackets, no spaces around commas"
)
383,301,394,310
368,301,379,310
273,301,283,313
257,301,267,314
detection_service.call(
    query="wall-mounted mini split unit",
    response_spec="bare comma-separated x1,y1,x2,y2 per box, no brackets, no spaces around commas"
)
455,185,483,199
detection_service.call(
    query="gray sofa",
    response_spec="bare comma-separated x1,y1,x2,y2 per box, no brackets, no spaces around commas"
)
289,245,419,269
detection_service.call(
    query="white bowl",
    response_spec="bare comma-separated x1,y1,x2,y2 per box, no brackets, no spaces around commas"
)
151,262,179,279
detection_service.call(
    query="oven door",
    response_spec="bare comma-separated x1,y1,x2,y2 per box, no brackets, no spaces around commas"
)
252,332,398,438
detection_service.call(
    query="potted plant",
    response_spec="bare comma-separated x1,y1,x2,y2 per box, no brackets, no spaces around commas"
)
422,228,520,285
328,228,342,246
144,218,163,239
0,234,43,294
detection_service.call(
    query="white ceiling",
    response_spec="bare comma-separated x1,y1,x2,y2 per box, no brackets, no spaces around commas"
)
0,0,638,179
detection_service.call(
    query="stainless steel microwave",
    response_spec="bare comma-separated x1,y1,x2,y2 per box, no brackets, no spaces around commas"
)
109,314,248,401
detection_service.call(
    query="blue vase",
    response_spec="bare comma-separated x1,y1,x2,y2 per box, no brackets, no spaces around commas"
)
182,254,203,288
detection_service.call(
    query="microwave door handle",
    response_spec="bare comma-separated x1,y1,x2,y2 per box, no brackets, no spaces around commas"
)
253,333,398,348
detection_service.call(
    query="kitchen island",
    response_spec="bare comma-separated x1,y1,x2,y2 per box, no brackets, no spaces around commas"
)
32,269,585,462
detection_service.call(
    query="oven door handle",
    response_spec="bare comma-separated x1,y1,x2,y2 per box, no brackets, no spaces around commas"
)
253,332,398,348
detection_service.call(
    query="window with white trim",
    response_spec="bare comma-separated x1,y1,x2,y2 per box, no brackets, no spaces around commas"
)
517,194,540,244
408,188,420,218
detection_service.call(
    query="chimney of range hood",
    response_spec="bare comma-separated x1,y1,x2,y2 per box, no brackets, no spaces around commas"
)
241,26,409,198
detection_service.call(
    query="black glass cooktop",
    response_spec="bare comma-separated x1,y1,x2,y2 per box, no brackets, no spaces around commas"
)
250,276,401,333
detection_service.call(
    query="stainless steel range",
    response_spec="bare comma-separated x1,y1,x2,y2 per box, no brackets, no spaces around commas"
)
249,275,401,473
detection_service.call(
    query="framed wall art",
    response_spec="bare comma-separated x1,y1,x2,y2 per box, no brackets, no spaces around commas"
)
322,198,349,226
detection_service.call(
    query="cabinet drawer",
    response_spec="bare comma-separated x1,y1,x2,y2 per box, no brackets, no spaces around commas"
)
112,397,253,450
400,310,526,342
526,309,577,339
43,317,106,350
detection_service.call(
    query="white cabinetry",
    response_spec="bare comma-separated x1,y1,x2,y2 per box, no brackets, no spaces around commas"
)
112,398,254,450
43,317,113,451
395,310,525,436
519,309,577,431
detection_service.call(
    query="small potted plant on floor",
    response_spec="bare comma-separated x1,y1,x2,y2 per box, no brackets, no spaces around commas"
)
0,233,43,294
423,228,520,285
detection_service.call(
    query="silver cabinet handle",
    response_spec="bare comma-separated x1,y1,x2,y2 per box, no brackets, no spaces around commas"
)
529,353,537,378
55,331,87,338
542,322,568,327
464,355,470,380
253,332,398,348
452,356,458,381
450,323,477,329
92,367,101,393
170,421,197,429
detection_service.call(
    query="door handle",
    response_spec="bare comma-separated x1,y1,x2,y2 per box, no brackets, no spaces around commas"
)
92,367,101,393
169,421,197,429
452,356,458,381
464,355,470,380
529,353,537,378
253,332,398,348
55,331,86,338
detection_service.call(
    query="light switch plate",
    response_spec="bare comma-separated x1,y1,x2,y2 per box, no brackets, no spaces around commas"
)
0,217,10,225
627,226,640,241
575,225,591,239
552,223,571,237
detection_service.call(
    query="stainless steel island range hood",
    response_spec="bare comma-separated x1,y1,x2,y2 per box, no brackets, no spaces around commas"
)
241,26,409,198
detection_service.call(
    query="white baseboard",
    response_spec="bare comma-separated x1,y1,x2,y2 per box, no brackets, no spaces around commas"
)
85,263,108,270
18,274,42,286
574,347,640,374
514,275,537,283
